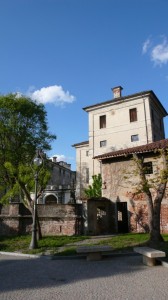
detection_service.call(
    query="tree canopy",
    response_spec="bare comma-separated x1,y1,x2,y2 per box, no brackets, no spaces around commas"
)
0,94,56,207
84,174,102,198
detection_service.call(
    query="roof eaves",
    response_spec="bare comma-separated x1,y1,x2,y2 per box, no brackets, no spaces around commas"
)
83,90,153,111
94,139,168,160
72,140,89,147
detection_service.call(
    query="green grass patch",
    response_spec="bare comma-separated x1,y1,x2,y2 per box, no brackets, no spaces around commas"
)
1,233,168,256
54,247,76,256
94,233,150,252
0,235,31,252
0,235,89,254
93,233,168,255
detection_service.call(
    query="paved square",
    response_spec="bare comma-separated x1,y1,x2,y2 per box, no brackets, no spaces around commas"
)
0,254,168,299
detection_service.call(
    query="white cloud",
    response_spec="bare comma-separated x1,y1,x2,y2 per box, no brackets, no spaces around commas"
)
51,154,74,162
142,36,168,66
151,38,168,66
142,38,151,54
51,154,66,162
29,85,76,106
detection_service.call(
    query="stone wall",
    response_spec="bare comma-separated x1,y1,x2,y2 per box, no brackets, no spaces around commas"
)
0,203,83,237
101,155,168,234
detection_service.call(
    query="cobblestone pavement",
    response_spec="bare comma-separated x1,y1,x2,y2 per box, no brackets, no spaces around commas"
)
0,254,168,300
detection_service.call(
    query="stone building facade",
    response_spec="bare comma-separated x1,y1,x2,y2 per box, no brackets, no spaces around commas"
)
38,157,76,205
73,87,167,200
94,139,168,234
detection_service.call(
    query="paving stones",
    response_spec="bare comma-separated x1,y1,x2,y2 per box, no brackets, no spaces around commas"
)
1,253,168,299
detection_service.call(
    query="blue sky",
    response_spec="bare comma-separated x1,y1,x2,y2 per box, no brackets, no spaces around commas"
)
0,0,168,170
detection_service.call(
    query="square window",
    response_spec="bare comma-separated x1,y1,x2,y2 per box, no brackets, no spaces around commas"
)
129,108,137,122
131,134,139,142
100,140,107,147
86,151,89,156
100,115,106,129
143,162,153,174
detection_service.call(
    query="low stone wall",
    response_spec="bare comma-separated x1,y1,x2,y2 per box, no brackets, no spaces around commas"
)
0,203,83,237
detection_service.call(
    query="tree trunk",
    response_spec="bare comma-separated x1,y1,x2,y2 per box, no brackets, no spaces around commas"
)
145,193,153,233
18,178,43,240
133,151,168,243
149,182,166,242
149,200,163,242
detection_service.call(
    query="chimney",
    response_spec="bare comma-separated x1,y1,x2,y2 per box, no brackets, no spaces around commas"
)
52,156,57,163
112,86,123,99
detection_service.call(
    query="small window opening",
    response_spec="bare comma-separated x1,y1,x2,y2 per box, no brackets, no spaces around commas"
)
100,115,106,129
129,108,137,122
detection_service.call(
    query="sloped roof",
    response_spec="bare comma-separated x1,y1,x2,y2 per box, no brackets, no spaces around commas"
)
72,140,89,147
94,139,168,160
83,90,167,115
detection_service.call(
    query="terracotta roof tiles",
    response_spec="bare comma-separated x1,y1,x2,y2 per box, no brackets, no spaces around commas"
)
94,139,168,160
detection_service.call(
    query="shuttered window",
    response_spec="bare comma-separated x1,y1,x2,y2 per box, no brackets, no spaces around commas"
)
129,108,137,122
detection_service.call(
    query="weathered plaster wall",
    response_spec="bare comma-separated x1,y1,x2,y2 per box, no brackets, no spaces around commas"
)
101,155,168,233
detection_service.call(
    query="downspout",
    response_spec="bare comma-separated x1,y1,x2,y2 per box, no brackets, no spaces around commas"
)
99,159,104,195
143,97,149,144
100,159,102,176
92,114,95,175
80,149,82,199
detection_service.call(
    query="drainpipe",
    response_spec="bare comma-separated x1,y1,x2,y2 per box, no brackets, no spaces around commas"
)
92,114,95,175
80,149,82,199
143,97,149,144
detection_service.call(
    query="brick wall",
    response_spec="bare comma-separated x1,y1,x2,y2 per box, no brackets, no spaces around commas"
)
0,203,83,237
101,157,168,234
160,203,168,233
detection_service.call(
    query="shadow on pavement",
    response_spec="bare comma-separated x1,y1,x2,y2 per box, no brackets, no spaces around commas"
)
0,254,168,299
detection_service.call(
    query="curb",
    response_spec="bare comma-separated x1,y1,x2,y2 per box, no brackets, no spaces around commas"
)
0,251,137,260
0,251,51,259
51,252,139,260
1,251,168,267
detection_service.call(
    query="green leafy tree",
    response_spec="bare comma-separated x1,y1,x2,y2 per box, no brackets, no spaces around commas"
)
132,150,168,242
0,94,56,231
84,174,102,198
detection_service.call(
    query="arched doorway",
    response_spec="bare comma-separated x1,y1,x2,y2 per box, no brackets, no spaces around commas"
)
44,194,58,204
